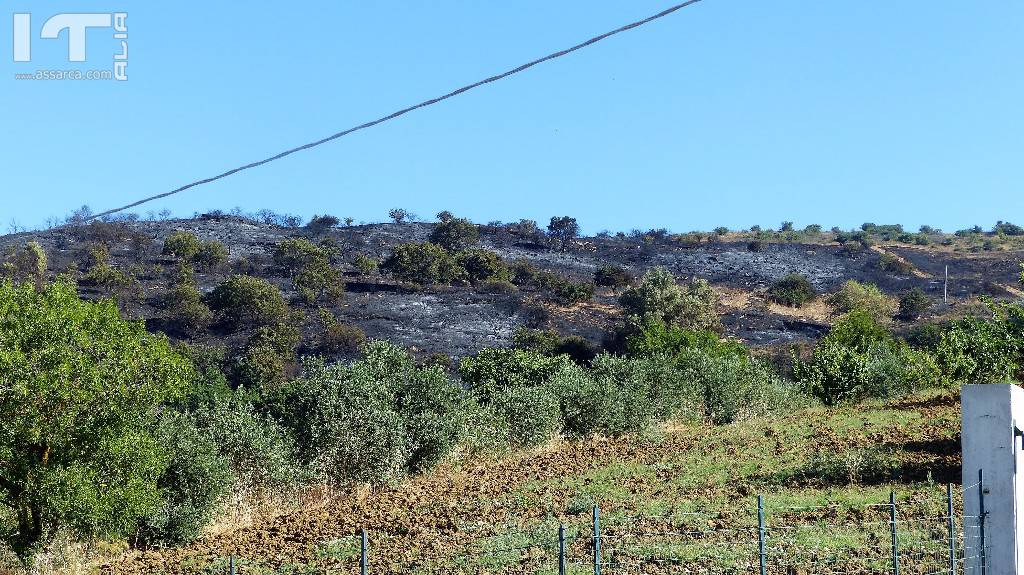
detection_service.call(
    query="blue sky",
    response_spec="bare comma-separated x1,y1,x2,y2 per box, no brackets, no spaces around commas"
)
1,2,1021,234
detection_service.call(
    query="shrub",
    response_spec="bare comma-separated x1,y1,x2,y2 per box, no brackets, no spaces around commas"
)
353,253,378,275
779,221,794,232
933,308,1024,384
594,265,632,290
208,275,291,330
509,258,540,286
164,265,214,335
162,231,202,260
4,241,47,285
747,240,764,252
265,342,465,483
897,288,932,321
194,240,229,270
456,249,511,284
625,321,747,361
804,224,823,234
317,308,367,353
825,280,896,322
541,273,594,305
994,221,1024,236
137,412,232,545
193,394,299,491
796,310,940,405
492,385,562,447
430,217,479,252
547,216,579,240
305,214,340,235
382,242,466,285
513,328,599,364
676,351,803,424
0,280,193,556
713,227,729,236
768,273,815,307
619,268,721,333
878,253,914,275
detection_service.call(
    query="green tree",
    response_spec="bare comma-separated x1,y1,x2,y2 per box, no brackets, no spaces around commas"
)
619,267,721,333
381,242,466,285
162,231,202,261
0,279,193,556
456,249,510,284
208,275,292,330
430,217,479,252
547,216,579,240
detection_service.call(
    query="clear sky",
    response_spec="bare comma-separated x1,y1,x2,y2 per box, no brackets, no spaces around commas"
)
1,2,1021,234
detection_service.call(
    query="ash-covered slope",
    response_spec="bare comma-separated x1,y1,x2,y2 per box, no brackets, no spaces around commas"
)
1,216,1019,357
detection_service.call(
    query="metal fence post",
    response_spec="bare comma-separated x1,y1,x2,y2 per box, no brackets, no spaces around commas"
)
946,483,955,575
979,469,987,575
757,495,767,575
559,523,566,575
890,491,900,575
360,528,368,575
229,555,235,575
593,505,602,575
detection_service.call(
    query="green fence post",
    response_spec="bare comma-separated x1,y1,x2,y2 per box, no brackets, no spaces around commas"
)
593,505,601,575
360,528,368,575
559,523,566,575
946,483,955,575
757,495,766,575
890,491,899,575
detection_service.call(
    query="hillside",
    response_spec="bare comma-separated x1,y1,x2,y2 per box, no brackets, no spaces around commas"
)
1,215,1021,358
99,389,959,574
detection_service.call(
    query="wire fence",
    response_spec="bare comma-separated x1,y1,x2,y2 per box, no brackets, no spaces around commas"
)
210,479,991,575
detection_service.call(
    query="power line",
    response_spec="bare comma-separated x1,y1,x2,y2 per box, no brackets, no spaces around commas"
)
87,0,705,221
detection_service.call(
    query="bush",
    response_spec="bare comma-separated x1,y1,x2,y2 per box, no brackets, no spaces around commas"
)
0,279,193,556
317,308,367,353
933,307,1024,384
164,265,214,335
825,280,896,322
208,275,291,331
265,342,465,483
3,241,47,285
878,253,914,275
492,385,562,447
194,240,229,270
382,242,467,285
594,265,632,290
353,253,378,275
137,412,232,545
459,348,575,403
162,231,202,260
547,216,579,240
747,240,764,252
619,268,721,333
994,221,1024,236
305,214,340,235
677,351,803,424
456,249,511,284
271,239,343,304
193,394,299,491
768,273,815,307
713,227,729,236
795,310,940,405
513,328,599,365
542,273,594,305
430,217,479,252
897,288,932,321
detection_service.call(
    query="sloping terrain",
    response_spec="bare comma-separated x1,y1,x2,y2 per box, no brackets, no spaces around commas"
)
100,390,960,574
1,217,1020,358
